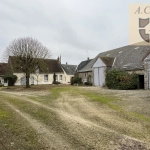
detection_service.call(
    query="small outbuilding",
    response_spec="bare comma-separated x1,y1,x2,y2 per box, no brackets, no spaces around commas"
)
93,57,114,86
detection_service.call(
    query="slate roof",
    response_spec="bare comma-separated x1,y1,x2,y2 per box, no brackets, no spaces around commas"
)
77,59,93,72
61,64,77,75
100,57,114,67
79,45,150,72
42,59,63,73
0,63,12,76
9,56,63,73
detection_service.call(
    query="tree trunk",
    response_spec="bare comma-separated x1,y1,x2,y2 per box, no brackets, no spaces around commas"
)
26,73,30,88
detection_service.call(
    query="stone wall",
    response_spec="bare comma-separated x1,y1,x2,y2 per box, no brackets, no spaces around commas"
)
78,71,93,84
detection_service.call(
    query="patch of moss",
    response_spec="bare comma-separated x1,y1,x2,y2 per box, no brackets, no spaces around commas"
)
0,110,8,118
50,87,74,99
80,91,150,122
130,112,150,122
81,92,121,111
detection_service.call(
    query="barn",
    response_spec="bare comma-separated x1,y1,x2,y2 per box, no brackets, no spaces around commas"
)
76,44,150,89
92,45,150,89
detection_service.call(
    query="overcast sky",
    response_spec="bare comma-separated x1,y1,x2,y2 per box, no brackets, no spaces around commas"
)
0,0,149,64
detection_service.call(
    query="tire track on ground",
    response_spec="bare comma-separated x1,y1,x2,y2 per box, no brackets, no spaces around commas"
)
55,93,150,148
1,91,150,149
3,100,72,150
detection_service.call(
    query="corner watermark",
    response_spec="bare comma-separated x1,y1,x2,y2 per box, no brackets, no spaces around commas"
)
129,4,150,45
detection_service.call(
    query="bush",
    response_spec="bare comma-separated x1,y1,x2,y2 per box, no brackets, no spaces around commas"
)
53,81,61,85
71,76,82,85
4,74,17,86
106,70,138,90
53,73,56,83
84,82,92,86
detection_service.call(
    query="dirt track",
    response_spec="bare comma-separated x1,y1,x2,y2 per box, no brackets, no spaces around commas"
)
0,86,150,149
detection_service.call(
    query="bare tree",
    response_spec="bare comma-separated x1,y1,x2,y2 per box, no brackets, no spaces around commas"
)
5,37,51,88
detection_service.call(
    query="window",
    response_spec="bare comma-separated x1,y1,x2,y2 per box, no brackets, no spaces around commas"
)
44,75,48,82
59,75,62,80
1,79,4,84
88,75,91,82
4,79,7,83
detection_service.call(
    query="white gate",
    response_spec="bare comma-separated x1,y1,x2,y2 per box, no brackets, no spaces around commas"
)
94,67,105,86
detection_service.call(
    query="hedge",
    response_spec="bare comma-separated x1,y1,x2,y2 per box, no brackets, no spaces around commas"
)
106,70,138,90
71,76,82,85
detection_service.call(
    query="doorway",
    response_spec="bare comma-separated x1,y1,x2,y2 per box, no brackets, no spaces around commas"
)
138,75,144,89
30,76,34,85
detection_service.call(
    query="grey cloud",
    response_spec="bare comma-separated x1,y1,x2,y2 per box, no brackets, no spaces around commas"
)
1,0,149,64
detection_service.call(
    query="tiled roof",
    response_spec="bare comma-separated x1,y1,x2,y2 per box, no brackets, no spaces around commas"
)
9,56,63,73
42,59,63,73
0,63,12,76
61,64,77,75
79,45,150,72
77,59,93,72
100,57,114,67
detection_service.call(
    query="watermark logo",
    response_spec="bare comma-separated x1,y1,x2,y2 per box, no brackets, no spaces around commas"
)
139,18,150,43
129,4,150,45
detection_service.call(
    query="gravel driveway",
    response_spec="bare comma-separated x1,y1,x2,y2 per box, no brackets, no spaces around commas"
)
0,86,150,149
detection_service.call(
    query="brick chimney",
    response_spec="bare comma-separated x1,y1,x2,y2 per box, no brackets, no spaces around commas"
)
57,56,60,62
57,55,61,64
60,55,61,63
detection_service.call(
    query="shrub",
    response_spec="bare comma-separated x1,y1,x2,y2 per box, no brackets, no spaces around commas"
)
53,73,56,83
71,76,82,85
53,81,61,85
106,70,138,90
84,82,89,85
84,82,92,86
4,74,17,86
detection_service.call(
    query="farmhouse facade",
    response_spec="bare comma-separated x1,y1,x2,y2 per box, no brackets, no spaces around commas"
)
0,56,76,86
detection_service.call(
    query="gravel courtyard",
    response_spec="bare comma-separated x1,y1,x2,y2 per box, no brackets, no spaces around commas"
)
0,85,150,150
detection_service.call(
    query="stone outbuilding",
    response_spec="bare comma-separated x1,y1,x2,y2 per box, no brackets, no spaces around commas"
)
76,58,93,83
77,44,150,89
